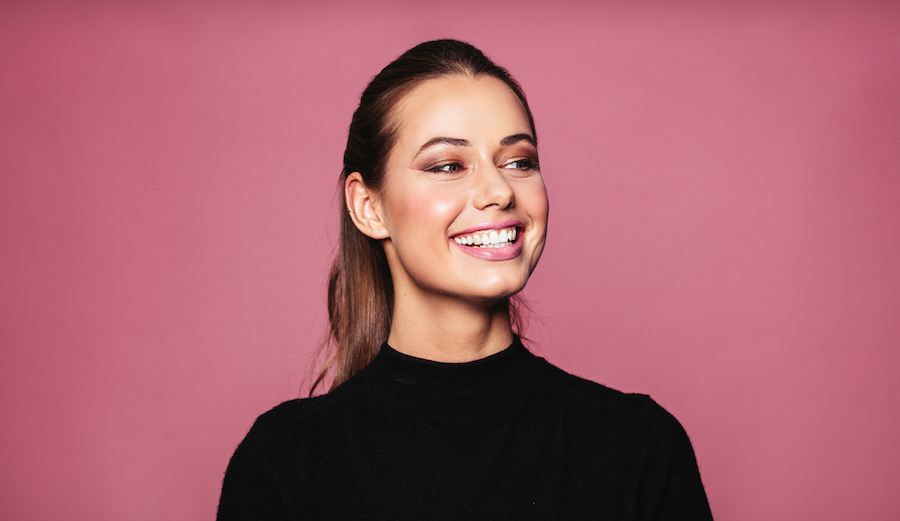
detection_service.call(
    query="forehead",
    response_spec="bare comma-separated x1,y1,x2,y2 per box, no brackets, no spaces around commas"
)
389,75,532,148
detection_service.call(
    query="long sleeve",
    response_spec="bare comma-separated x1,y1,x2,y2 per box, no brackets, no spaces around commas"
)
217,419,289,521
635,399,714,521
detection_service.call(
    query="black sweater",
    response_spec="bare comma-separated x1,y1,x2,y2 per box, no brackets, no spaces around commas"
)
217,338,713,520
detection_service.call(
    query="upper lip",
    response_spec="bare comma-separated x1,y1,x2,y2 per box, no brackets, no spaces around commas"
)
451,219,523,237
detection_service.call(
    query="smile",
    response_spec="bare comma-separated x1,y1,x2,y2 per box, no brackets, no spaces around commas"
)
452,227,518,248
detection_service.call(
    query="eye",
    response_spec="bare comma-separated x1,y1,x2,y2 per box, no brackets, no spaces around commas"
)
502,158,539,171
426,162,465,173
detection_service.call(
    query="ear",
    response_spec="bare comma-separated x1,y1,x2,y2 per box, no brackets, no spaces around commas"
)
345,172,389,240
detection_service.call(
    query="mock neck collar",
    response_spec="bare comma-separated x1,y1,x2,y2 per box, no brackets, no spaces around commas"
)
366,336,538,395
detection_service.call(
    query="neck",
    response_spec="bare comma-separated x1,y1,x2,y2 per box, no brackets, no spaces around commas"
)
387,294,514,363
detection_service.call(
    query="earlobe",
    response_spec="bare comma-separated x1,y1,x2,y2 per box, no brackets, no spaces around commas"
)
345,173,389,240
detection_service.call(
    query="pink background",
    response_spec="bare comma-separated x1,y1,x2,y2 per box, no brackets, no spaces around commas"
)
2,1,899,519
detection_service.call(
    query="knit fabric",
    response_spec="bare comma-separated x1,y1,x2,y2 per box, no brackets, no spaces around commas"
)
217,337,713,520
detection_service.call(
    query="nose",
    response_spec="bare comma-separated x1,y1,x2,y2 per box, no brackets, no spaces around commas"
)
471,164,515,210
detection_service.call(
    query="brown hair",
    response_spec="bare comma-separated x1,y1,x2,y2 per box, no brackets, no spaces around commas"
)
310,39,537,395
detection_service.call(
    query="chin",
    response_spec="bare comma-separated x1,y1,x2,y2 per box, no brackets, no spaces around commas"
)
460,278,529,304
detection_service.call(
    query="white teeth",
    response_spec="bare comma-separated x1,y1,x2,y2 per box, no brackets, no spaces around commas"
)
453,227,520,249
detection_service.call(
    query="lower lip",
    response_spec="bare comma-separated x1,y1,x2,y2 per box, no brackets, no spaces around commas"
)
450,236,524,261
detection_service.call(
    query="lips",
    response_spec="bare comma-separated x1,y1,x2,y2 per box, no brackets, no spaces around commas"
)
449,220,524,261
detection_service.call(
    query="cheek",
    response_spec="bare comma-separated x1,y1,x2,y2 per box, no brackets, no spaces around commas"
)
388,183,464,241
519,179,549,225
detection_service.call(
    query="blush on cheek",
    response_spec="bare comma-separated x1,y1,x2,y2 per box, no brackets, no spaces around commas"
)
521,182,549,218
386,183,461,245
427,199,458,220
405,191,457,224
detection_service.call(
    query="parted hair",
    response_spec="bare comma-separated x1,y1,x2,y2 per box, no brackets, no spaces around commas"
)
310,39,537,395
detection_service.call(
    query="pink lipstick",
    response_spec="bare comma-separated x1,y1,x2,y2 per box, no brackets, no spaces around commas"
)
450,220,524,261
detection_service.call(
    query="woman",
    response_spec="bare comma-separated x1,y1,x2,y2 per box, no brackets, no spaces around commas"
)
218,39,713,520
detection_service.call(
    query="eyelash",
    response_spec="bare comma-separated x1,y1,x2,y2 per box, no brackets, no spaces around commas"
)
427,162,465,173
503,158,539,171
426,158,539,173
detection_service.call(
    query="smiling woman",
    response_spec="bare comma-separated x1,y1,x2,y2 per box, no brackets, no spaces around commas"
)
217,40,713,520
347,74,548,360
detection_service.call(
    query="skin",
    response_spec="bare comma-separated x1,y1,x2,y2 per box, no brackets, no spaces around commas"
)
346,75,549,362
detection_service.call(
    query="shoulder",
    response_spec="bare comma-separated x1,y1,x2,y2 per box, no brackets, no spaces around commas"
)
532,357,667,421
250,396,333,433
226,397,331,468
530,356,697,452
531,357,712,518
245,371,375,445
221,375,374,488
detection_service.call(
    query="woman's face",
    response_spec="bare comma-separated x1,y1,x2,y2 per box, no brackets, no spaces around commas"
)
372,74,548,305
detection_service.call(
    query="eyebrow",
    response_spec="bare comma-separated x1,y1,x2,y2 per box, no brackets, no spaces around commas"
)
413,133,536,159
500,133,536,147
415,137,470,158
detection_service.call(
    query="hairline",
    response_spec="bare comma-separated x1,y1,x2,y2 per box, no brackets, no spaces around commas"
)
378,71,536,185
